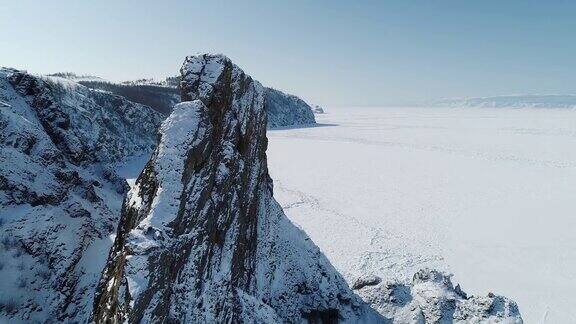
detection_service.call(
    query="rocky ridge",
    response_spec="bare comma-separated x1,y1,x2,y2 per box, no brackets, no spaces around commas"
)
67,74,317,128
354,269,521,323
264,87,316,128
0,68,163,322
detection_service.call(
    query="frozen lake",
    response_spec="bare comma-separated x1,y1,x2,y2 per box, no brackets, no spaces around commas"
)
267,107,576,324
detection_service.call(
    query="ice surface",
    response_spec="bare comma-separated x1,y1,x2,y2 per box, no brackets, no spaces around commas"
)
267,106,576,324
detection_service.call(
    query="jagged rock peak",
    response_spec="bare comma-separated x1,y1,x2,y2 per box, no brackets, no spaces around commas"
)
180,54,316,129
91,54,380,323
180,54,233,103
90,54,522,323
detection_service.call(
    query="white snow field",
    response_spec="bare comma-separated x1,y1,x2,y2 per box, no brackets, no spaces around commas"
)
267,106,576,324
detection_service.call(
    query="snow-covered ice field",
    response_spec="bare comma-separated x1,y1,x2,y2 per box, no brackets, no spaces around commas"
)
267,106,576,324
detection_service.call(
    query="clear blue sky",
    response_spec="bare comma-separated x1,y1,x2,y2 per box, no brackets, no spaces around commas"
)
1,0,575,106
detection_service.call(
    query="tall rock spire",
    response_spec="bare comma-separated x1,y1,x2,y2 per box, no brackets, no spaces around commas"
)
91,54,379,323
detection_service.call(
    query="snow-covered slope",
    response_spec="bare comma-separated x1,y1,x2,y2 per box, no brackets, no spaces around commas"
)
0,68,163,322
91,54,521,323
437,95,576,108
264,87,316,128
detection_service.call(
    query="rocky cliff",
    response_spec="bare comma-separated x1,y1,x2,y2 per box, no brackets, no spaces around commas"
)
264,87,316,128
0,68,163,322
91,54,379,323
91,54,522,323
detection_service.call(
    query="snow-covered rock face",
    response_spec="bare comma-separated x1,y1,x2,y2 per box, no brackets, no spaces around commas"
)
264,87,316,128
312,104,325,114
91,54,380,323
91,54,523,323
0,68,163,322
8,72,162,164
355,269,522,323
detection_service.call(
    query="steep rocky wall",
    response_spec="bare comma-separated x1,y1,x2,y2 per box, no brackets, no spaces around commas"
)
264,87,316,128
8,72,162,164
92,54,378,323
0,68,162,322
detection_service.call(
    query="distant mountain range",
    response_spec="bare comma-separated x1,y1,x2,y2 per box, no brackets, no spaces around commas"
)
435,94,576,108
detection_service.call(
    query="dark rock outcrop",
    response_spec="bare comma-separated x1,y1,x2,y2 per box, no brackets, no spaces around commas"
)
91,54,380,323
352,274,383,290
